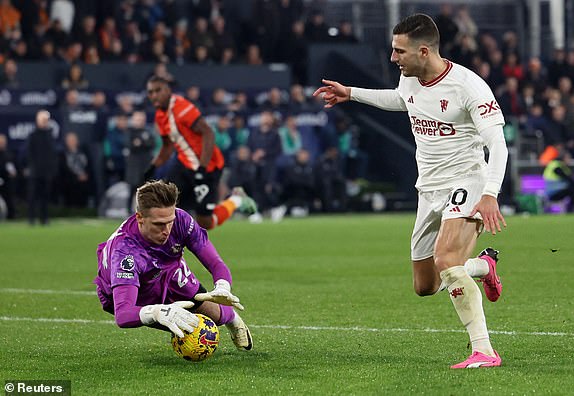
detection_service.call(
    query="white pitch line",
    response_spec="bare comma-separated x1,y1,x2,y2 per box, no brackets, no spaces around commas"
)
0,288,96,296
0,316,572,338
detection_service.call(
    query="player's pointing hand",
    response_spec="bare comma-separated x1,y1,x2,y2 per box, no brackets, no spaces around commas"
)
312,79,351,108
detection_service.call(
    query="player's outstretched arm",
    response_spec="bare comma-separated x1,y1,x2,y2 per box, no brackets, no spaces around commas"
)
312,79,351,108
139,301,199,337
194,279,244,311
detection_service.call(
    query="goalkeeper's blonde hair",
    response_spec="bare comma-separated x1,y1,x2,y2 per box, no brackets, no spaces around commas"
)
136,180,179,216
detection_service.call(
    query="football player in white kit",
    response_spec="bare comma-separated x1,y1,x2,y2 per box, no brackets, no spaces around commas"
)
313,13,508,368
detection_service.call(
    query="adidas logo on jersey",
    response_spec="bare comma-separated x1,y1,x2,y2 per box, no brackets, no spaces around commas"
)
449,206,461,213
408,96,414,103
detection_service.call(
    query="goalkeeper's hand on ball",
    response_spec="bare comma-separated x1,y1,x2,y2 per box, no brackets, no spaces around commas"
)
195,279,244,311
139,301,199,337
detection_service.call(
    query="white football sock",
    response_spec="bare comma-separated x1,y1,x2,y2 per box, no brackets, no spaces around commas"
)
229,195,242,207
435,257,489,293
464,258,489,278
440,266,494,356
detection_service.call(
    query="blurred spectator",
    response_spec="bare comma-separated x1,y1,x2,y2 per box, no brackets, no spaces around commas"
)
245,43,263,65
0,133,17,219
212,114,234,162
278,115,302,157
545,104,569,147
478,32,499,62
502,52,524,81
45,19,69,50
125,110,155,212
453,5,478,45
135,0,164,35
434,3,458,57
58,132,90,207
185,85,205,110
212,16,235,63
59,41,83,64
487,49,506,90
229,114,250,146
50,0,74,33
121,20,143,61
227,145,256,199
10,39,29,60
0,58,19,88
450,33,477,69
498,77,525,118
98,16,119,58
104,112,129,185
101,38,122,62
525,102,552,144
501,30,520,58
208,87,231,113
247,110,282,212
0,0,21,36
543,149,574,211
169,19,191,62
547,48,568,87
150,62,175,86
262,87,288,112
335,116,368,180
521,83,538,112
288,84,312,112
61,63,89,89
280,148,315,216
227,91,249,113
277,0,304,46
189,17,214,58
252,0,281,61
39,40,57,62
557,77,572,104
333,20,358,43
315,146,346,212
279,20,307,84
524,57,548,97
26,110,58,225
305,9,329,42
82,44,100,63
220,46,236,65
74,15,98,50
192,44,212,65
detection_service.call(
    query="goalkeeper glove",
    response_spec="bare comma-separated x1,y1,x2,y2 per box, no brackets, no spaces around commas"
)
143,164,157,181
139,301,199,337
194,279,244,310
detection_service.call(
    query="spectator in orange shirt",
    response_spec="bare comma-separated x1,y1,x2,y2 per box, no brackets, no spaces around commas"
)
0,0,21,36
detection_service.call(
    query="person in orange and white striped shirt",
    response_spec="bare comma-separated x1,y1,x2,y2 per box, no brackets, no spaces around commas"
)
144,76,257,230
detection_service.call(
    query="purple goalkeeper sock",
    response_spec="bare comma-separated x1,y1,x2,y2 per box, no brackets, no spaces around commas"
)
217,304,235,326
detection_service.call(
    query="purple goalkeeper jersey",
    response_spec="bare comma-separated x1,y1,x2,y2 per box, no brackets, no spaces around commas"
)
94,208,232,309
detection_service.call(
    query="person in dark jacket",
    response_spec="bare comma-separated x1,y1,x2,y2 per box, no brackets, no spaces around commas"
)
26,110,58,225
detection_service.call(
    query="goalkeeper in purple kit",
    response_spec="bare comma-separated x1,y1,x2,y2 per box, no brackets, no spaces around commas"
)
94,179,252,350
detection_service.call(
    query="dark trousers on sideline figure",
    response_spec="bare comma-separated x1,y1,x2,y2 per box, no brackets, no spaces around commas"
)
28,177,52,225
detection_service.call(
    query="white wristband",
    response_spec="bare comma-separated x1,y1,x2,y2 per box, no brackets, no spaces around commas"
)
139,305,156,325
215,279,231,292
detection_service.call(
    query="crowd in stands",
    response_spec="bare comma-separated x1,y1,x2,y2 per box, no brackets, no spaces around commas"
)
434,4,574,163
1,1,574,219
0,0,359,85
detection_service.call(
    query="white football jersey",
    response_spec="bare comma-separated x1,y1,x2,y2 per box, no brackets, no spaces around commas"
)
397,60,505,191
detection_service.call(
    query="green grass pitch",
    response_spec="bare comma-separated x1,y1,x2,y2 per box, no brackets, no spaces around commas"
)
1,214,573,394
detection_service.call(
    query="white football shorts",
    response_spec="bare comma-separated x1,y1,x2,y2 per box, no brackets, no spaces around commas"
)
411,175,485,261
